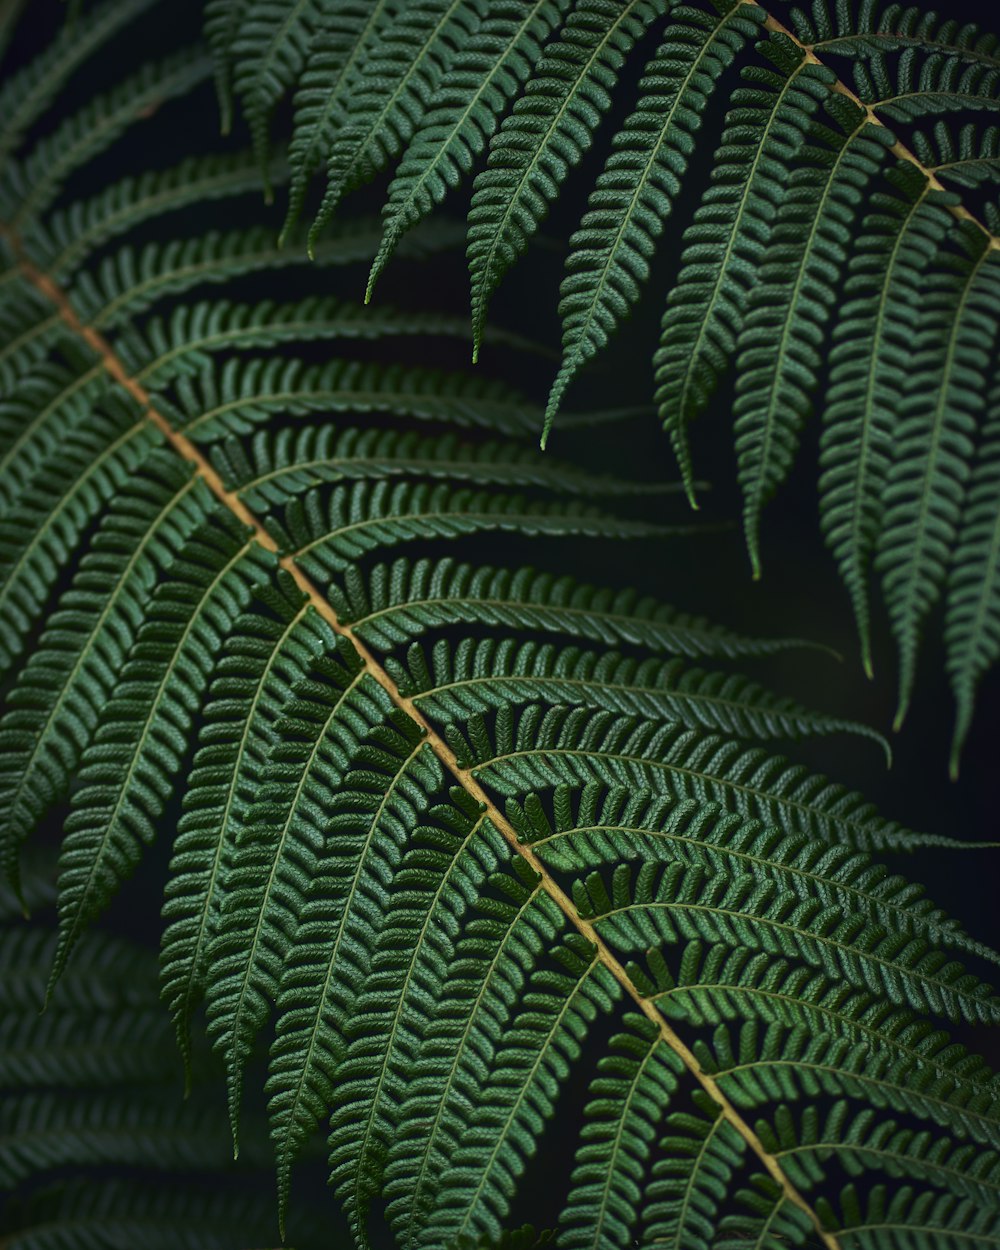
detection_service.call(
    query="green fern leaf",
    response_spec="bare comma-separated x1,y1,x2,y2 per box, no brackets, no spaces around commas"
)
276,708,439,1238
0,350,107,512
30,151,281,281
511,785,995,964
558,1013,683,1250
945,368,1000,774
161,357,544,442
392,638,889,755
817,166,954,676
653,37,834,501
0,0,156,171
224,0,332,172
49,513,273,988
875,226,1000,727
2,10,999,1246
466,0,661,359
544,1,764,441
0,49,212,228
309,0,484,251
179,0,1000,745
0,455,207,898
453,705,967,853
334,557,823,659
733,103,893,575
0,394,158,673
367,0,570,297
857,43,1000,124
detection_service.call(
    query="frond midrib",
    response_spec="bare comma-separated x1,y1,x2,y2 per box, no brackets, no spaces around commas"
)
747,0,1000,252
0,221,842,1250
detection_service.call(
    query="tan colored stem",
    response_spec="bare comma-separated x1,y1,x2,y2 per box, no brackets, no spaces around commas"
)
749,2,1000,250
2,227,840,1248
5,12,997,1240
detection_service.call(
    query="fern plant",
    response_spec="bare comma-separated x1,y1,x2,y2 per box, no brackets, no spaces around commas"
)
0,857,333,1250
1,3,999,1249
208,0,1000,765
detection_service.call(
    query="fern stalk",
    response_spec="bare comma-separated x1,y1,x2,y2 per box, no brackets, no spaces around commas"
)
1,222,842,1250
751,1,1000,254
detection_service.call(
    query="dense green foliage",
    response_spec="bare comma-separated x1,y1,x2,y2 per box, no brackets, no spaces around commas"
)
0,859,334,1249
0,3,999,1250
209,0,1000,765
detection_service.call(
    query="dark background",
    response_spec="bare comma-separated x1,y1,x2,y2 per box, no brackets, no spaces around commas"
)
3,0,999,1244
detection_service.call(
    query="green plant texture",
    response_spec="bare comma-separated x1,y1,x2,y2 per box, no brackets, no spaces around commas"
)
0,3,998,1250
208,0,1000,762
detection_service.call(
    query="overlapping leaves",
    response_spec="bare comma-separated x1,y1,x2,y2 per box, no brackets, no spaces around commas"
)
211,0,1000,764
2,5,1000,1250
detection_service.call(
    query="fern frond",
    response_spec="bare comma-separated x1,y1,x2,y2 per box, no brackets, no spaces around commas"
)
913,121,1000,191
309,0,484,251
557,1013,682,1250
633,939,1000,1129
653,37,834,501
158,572,322,1065
467,0,661,358
162,357,543,441
453,705,960,853
3,9,1000,1246
792,1,1000,64
0,0,156,171
366,0,569,297
335,557,822,658
0,351,107,512
576,857,999,1024
392,638,888,754
417,934,621,1247
201,605,358,1132
274,707,438,1236
875,225,1000,727
0,1092,232,1188
544,1,764,440
0,455,208,897
0,394,158,673
70,223,419,332
856,44,1000,123
124,298,496,388
0,281,65,392
50,513,274,989
512,785,994,963
4,1179,287,1250
194,0,1000,746
0,49,213,228
0,912,314,1250
212,425,657,512
817,165,953,676
945,366,1000,775
281,480,669,580
702,1015,1000,1151
282,0,396,235
642,1093,749,1250
760,1100,1000,1207
733,102,893,574
224,0,331,171
816,1183,1000,1250
29,151,279,281
325,785,500,1235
